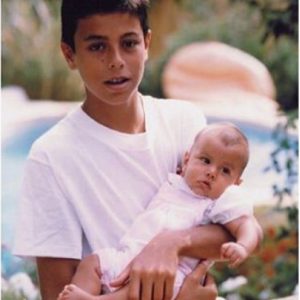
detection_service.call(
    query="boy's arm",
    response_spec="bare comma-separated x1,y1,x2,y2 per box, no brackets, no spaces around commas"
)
36,257,79,300
111,219,262,300
177,223,235,258
103,261,217,300
110,224,233,300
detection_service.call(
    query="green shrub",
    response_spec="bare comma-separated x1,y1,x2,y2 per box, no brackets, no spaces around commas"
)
1,291,25,300
2,0,83,101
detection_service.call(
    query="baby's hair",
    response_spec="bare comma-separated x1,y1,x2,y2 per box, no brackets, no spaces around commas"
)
193,122,249,173
61,0,150,51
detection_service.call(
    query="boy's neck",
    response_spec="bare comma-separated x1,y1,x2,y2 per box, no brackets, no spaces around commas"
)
82,93,145,134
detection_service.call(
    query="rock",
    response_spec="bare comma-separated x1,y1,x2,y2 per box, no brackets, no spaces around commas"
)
162,42,278,126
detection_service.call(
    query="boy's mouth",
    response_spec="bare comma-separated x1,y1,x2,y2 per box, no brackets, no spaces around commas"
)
105,77,129,85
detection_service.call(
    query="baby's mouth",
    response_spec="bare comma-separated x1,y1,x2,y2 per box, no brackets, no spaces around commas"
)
200,180,211,189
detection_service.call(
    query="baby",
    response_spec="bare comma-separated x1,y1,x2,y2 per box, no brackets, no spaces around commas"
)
58,122,259,300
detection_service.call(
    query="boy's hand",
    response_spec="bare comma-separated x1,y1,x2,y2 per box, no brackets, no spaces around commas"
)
110,230,180,300
175,260,217,300
221,242,248,268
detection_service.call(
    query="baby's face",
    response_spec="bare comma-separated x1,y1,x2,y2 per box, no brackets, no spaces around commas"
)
182,133,245,199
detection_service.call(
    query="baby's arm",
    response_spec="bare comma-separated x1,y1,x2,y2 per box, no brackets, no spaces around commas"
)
221,215,262,267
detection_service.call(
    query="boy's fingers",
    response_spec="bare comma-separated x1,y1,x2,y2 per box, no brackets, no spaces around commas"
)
204,273,217,288
188,260,214,281
203,273,218,296
153,279,164,300
141,278,153,300
128,273,141,300
164,275,175,300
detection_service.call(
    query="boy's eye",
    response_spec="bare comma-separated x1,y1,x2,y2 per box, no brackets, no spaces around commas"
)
122,39,139,49
88,42,106,52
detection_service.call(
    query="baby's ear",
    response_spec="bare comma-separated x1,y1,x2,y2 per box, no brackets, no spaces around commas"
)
235,178,243,186
181,151,190,175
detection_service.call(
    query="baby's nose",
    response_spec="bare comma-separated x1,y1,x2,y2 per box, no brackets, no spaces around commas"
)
206,167,217,179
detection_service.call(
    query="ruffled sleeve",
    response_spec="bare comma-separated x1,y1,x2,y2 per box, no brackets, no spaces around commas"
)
203,185,253,225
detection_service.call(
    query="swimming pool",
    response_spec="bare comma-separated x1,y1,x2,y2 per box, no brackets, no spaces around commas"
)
1,115,295,276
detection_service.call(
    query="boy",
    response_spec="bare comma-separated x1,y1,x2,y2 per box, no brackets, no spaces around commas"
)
13,1,262,299
57,122,258,300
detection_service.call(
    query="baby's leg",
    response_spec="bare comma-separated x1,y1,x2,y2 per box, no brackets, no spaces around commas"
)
58,284,101,300
58,254,102,300
58,282,129,300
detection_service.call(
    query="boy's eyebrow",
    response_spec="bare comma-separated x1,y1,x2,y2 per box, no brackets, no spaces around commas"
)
122,32,140,38
83,35,107,41
83,32,140,42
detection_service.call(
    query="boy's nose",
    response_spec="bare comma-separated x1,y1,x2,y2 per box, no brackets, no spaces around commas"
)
108,49,124,70
108,60,124,69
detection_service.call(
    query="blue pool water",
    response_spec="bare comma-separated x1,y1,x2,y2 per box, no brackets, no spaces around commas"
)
1,115,294,276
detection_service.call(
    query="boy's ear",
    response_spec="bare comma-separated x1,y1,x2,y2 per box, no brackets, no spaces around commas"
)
61,42,77,69
181,151,190,175
144,30,152,61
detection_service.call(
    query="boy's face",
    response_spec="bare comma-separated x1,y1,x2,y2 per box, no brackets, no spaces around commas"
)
182,133,245,199
61,13,151,106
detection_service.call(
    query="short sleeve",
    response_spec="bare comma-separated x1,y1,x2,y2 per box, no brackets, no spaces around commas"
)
204,186,253,225
13,158,83,259
181,102,206,151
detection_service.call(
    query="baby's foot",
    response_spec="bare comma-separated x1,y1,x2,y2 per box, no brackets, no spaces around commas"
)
57,284,99,300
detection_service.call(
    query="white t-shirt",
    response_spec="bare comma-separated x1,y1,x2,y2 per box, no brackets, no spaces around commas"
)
97,173,253,290
13,95,206,259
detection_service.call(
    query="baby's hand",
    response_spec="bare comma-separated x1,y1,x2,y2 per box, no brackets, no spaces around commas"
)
221,242,249,268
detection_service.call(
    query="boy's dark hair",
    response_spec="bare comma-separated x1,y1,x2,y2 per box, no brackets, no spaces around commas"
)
61,0,150,51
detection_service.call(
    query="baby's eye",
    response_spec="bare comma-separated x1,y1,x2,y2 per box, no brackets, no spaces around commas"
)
122,39,139,49
88,42,106,52
222,167,231,175
200,157,210,164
